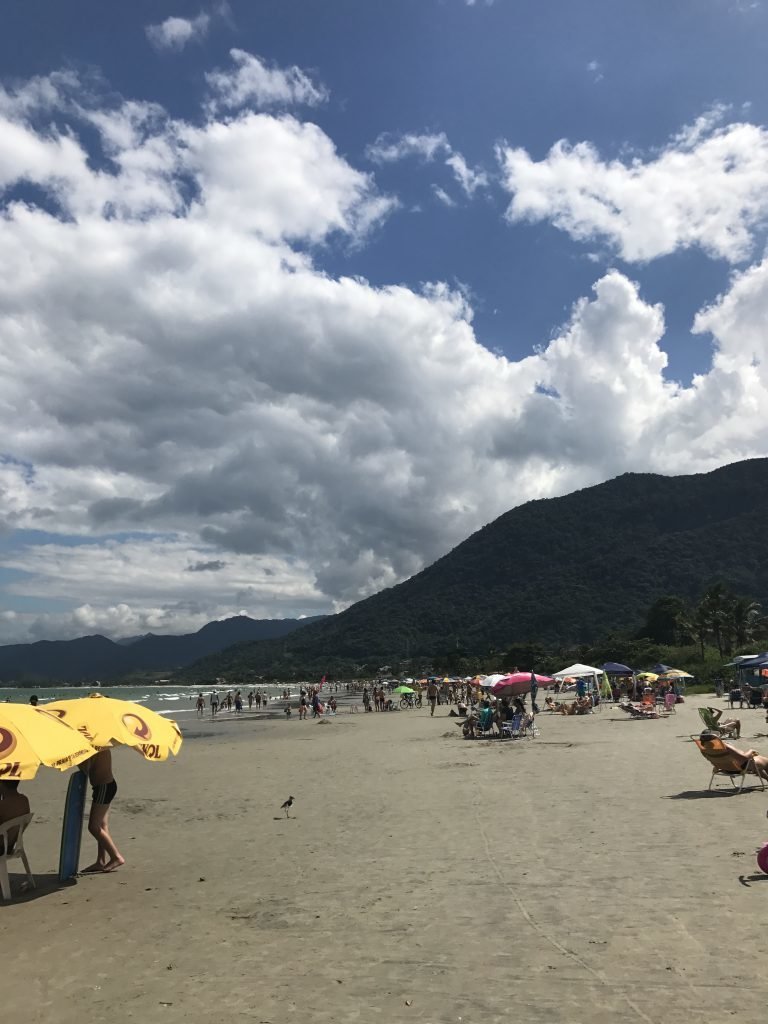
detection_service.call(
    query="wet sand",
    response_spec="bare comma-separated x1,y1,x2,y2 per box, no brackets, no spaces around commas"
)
6,697,768,1023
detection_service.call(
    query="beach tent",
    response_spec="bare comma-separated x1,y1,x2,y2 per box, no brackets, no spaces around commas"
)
553,663,612,700
553,663,604,682
601,662,636,698
733,655,768,688
601,662,634,675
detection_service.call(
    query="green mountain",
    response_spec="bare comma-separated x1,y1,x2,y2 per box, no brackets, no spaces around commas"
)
179,459,768,679
0,615,324,683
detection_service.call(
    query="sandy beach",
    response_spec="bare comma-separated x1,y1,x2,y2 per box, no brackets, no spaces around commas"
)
6,697,768,1024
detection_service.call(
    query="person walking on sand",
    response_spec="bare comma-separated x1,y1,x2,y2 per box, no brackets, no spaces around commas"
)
196,693,205,718
427,679,439,716
210,690,219,716
82,750,124,873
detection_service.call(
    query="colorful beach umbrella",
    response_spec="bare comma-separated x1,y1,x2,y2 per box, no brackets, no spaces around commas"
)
0,704,97,781
491,672,554,697
392,685,415,694
657,669,693,681
45,694,182,762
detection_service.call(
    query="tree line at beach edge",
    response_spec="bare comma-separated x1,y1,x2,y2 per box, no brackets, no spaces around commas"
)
177,583,765,689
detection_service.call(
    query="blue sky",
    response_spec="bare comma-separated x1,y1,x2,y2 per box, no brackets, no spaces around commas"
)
1,0,767,641
5,0,765,376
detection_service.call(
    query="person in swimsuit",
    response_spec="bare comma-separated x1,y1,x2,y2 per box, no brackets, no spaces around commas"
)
195,693,205,718
82,749,124,873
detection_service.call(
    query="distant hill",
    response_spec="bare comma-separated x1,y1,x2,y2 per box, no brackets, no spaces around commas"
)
0,615,324,683
179,459,768,678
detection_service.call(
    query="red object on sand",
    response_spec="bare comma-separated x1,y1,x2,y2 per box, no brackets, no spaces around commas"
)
757,843,768,874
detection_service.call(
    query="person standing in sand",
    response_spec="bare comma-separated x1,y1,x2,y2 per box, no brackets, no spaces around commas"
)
82,749,124,873
427,679,439,717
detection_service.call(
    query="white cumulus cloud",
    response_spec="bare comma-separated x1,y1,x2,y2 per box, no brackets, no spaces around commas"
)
367,130,488,199
499,110,768,263
366,131,451,163
205,48,328,112
146,12,211,51
1,70,768,641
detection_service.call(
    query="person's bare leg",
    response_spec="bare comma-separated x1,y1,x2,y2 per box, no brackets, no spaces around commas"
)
83,804,125,873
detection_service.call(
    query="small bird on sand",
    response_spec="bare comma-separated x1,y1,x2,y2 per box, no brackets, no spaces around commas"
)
281,796,294,818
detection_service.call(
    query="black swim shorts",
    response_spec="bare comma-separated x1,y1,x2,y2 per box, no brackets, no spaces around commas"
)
92,780,118,805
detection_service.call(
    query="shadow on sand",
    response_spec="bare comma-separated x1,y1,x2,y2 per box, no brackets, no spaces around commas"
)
3,871,77,904
665,788,765,799
738,873,768,887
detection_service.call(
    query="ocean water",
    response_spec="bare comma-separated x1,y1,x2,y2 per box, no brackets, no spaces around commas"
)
0,684,292,717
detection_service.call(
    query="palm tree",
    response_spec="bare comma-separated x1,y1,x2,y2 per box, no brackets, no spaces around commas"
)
727,597,763,651
684,604,711,661
700,583,731,658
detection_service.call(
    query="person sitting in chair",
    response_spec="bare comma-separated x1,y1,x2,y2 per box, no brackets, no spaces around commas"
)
699,731,768,778
0,780,30,855
728,687,744,709
704,706,740,738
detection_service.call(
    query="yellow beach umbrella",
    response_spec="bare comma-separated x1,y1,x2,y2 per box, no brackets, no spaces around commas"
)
0,704,97,781
635,672,659,682
657,669,693,681
46,694,182,762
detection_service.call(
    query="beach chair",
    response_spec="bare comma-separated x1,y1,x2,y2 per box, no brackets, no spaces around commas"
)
664,692,677,714
0,813,35,900
618,702,659,719
698,707,739,738
522,714,539,738
475,708,497,738
502,713,522,739
693,736,766,793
